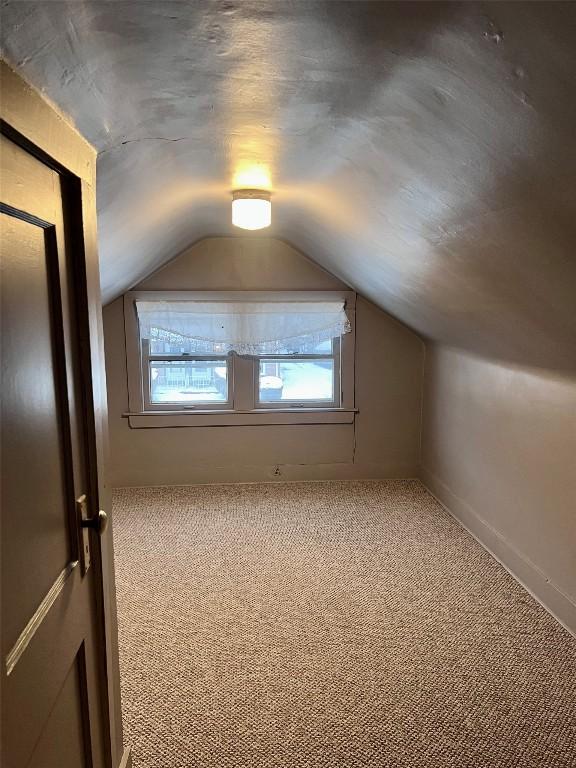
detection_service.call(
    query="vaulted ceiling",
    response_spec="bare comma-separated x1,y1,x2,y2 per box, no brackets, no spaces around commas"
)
2,1,576,370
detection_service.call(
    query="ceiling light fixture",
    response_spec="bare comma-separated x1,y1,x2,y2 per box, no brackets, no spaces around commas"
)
232,189,271,230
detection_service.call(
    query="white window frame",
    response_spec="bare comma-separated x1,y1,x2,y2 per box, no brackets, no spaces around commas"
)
253,338,341,409
123,290,356,428
141,339,233,411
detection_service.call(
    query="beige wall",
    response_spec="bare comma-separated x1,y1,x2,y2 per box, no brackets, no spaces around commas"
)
103,237,575,635
103,237,424,486
421,345,576,634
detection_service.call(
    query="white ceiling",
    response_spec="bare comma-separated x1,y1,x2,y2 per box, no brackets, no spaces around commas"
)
2,1,576,370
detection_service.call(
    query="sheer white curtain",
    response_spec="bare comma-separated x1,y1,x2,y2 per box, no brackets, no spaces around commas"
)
136,300,351,355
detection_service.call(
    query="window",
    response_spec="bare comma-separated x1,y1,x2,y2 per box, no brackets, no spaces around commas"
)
124,291,356,427
141,335,232,410
256,338,340,407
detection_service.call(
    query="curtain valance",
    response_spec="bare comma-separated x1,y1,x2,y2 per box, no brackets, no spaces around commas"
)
136,300,351,355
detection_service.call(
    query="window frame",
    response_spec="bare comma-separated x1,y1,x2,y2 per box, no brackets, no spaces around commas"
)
253,337,341,409
123,290,356,427
141,338,234,411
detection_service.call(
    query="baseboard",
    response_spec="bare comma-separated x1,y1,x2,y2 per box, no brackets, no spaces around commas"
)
118,746,132,768
420,466,576,638
110,461,419,487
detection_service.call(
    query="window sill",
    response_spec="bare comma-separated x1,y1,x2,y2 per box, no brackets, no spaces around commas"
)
123,408,357,428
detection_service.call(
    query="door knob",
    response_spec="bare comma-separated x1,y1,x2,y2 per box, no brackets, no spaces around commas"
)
81,509,108,535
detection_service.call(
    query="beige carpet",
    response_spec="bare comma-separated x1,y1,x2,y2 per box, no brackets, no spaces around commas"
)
113,480,576,768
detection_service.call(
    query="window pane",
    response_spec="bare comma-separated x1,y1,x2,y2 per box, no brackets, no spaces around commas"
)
150,360,228,403
259,359,334,402
263,338,334,355
149,333,227,356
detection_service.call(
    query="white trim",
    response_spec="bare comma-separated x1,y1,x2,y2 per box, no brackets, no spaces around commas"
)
142,340,233,412
254,337,341,409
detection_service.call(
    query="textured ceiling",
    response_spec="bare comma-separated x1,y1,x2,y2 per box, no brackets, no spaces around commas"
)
2,1,576,370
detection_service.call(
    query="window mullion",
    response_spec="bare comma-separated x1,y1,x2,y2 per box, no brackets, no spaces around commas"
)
142,338,151,409
232,354,256,410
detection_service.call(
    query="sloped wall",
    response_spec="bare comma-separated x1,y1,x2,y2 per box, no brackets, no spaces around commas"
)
103,238,424,486
421,346,576,634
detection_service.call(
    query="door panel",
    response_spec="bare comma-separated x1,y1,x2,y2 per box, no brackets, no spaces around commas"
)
1,212,73,650
27,646,90,768
1,134,107,767
3,572,101,765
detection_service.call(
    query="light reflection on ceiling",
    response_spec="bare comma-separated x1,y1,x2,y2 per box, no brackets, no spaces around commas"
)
1,1,576,370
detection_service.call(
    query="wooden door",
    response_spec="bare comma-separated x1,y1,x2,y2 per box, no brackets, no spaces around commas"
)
0,131,110,766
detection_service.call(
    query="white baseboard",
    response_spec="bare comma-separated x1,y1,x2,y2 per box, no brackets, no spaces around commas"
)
420,466,576,639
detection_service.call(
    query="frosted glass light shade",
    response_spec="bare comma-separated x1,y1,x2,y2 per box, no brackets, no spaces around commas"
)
232,190,271,230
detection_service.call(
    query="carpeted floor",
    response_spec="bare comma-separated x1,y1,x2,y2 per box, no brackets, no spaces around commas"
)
113,480,576,768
